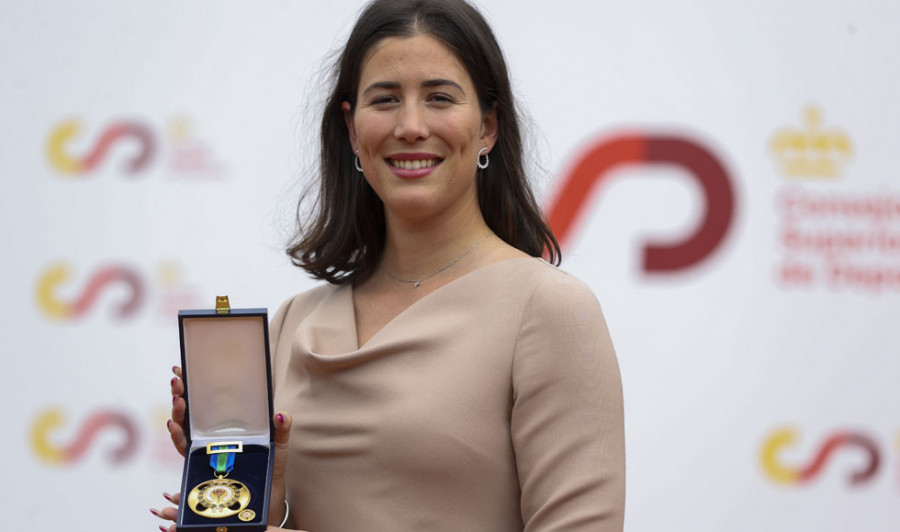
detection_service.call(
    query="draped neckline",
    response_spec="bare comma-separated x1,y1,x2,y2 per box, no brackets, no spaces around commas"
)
295,257,543,363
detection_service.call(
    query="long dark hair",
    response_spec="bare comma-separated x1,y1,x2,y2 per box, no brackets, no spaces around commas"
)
287,0,560,284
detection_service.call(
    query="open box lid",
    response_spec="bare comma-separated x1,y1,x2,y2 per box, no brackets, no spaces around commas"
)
178,301,272,447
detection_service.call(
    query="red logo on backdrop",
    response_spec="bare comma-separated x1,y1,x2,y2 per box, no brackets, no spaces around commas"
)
46,117,226,178
760,427,881,486
547,133,736,272
36,263,145,320
35,261,200,322
29,407,181,467
30,408,139,464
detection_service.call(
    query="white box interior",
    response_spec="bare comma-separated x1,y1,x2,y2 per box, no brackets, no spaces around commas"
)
182,315,270,446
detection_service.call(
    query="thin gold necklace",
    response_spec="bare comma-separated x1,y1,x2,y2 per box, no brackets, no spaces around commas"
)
381,231,493,288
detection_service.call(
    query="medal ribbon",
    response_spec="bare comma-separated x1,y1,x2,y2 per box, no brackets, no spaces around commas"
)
209,444,239,476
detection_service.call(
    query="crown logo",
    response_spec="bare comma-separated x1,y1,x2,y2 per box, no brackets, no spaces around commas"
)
770,106,852,178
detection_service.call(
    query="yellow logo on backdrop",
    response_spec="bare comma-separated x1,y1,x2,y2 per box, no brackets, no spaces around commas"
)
759,426,880,486
34,261,203,322
46,119,157,176
30,409,69,464
30,408,139,464
44,116,227,178
35,263,145,320
770,106,852,178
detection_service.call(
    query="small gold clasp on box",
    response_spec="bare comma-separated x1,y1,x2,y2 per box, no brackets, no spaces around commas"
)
215,295,230,314
207,441,243,454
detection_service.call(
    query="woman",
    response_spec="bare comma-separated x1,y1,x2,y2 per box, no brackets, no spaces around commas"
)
157,0,624,530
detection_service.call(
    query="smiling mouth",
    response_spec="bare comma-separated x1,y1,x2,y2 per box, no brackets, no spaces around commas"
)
388,158,441,170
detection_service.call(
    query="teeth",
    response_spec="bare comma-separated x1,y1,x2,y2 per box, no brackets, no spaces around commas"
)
390,159,439,170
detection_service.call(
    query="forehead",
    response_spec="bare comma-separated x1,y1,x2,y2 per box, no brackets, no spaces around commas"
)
358,33,472,88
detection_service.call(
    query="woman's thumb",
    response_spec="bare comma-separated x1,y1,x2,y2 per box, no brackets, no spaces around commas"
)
272,411,292,479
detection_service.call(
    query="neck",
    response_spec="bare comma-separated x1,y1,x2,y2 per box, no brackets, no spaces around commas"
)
380,210,492,281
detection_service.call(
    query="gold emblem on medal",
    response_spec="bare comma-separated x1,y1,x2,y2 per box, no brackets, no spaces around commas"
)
187,477,251,518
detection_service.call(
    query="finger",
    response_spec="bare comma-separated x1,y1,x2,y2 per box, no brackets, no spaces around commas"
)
271,411,292,481
150,506,178,521
172,365,182,379
266,412,292,527
170,375,184,397
167,417,187,457
172,393,186,427
160,506,178,521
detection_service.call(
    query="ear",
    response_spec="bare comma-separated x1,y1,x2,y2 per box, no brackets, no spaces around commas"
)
342,101,357,150
480,104,499,152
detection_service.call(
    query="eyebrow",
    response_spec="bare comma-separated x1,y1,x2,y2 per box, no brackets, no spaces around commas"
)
361,78,465,96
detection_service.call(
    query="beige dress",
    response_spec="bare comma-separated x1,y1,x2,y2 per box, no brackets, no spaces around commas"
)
270,257,625,531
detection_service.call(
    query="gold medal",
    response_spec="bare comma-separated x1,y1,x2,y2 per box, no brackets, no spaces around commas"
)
187,477,251,518
188,441,251,519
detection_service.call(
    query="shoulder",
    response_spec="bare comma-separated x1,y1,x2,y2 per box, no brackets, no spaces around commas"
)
270,284,339,335
509,259,614,371
276,284,336,316
510,258,602,315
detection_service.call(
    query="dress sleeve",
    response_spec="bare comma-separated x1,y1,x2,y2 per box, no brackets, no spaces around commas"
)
510,272,625,532
268,295,296,395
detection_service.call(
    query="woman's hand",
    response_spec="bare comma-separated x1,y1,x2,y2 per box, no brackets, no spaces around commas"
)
268,411,294,527
160,368,298,529
168,366,187,457
150,491,179,532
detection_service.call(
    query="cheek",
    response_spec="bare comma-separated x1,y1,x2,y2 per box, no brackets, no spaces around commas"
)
354,114,390,148
452,116,487,149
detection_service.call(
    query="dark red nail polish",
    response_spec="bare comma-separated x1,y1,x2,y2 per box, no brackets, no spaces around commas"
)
171,377,176,386
150,508,162,517
277,413,284,424
163,492,175,503
160,526,168,532
172,394,179,404
166,419,172,430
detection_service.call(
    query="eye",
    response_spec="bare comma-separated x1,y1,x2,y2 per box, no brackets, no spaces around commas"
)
368,95,398,106
427,93,456,106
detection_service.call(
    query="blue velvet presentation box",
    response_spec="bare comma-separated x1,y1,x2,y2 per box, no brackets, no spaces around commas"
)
176,300,274,532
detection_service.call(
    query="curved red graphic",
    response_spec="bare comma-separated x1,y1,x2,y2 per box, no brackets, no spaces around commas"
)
67,411,139,463
72,266,145,318
799,432,880,484
547,133,735,272
85,122,156,173
36,264,146,320
47,119,156,175
31,409,140,464
760,427,881,485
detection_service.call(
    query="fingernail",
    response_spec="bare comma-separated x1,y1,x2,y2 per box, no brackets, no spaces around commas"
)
159,526,168,532
172,394,179,404
150,508,163,518
277,413,284,424
163,492,176,503
171,377,176,386
166,419,172,431
172,366,179,375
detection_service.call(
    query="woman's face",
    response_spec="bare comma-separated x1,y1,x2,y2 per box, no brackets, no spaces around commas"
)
343,33,497,227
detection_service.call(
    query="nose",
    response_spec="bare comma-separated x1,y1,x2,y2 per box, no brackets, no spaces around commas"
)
394,102,429,143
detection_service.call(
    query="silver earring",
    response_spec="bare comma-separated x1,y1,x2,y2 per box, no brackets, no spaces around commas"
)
354,151,363,172
477,147,489,170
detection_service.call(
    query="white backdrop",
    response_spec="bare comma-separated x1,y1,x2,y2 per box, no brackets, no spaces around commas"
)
3,1,898,531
